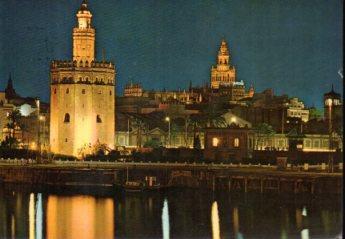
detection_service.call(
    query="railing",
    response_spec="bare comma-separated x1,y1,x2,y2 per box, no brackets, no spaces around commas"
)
0,158,342,172
0,158,37,165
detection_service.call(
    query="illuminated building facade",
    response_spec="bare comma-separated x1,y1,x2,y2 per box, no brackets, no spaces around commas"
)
124,83,143,97
210,39,236,89
210,39,254,101
286,97,309,122
50,0,115,156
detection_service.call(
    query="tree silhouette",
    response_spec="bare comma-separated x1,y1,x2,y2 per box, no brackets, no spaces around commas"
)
253,123,275,149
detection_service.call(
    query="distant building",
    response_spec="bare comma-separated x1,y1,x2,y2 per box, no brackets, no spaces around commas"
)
286,97,309,122
115,112,204,149
0,92,15,141
323,85,342,121
222,111,252,128
124,82,143,97
50,0,115,157
210,39,254,101
4,74,18,100
210,39,236,89
204,126,254,161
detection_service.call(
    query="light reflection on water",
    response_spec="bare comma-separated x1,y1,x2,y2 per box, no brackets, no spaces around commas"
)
0,186,342,239
46,195,114,239
162,198,170,239
211,201,220,239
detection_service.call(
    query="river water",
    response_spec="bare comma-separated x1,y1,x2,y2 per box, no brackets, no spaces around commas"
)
0,184,342,239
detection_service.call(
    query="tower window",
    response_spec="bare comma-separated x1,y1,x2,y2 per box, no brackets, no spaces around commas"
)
96,115,102,123
65,138,68,142
82,89,86,94
110,90,112,96
64,113,70,123
212,137,219,147
98,90,102,94
66,88,69,94
234,138,240,147
54,88,56,94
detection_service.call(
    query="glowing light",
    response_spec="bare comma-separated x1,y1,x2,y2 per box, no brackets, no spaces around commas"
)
162,198,170,239
165,116,170,122
39,115,45,121
302,206,307,216
29,193,35,239
47,195,114,239
36,193,43,239
325,98,333,107
211,201,220,239
230,117,237,123
301,229,309,239
212,137,219,147
233,207,240,237
30,142,37,150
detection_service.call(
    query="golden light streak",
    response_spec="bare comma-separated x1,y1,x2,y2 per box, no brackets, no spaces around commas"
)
47,195,114,239
29,193,35,239
211,201,220,239
233,207,239,236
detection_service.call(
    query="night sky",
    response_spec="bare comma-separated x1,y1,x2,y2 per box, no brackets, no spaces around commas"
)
0,0,343,108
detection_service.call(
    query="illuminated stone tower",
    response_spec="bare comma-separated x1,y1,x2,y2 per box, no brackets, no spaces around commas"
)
210,39,236,89
50,0,115,157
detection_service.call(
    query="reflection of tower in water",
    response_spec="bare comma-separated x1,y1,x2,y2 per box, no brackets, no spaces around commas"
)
46,195,114,239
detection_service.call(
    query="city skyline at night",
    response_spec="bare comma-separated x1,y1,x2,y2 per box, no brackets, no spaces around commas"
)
0,0,343,108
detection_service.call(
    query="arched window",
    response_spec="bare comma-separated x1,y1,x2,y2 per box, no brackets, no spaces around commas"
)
109,90,112,96
64,113,70,123
234,138,240,147
54,88,57,94
66,88,69,94
212,137,219,147
82,89,86,94
96,115,102,123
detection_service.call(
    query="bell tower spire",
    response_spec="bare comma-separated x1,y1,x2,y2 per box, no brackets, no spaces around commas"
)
210,38,236,89
217,39,230,66
73,0,95,62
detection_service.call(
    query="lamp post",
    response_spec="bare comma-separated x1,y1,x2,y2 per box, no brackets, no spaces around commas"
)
325,98,333,173
35,98,40,163
39,115,46,156
165,116,171,148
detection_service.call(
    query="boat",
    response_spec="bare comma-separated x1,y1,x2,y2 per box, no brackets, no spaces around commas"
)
118,167,163,192
124,180,144,192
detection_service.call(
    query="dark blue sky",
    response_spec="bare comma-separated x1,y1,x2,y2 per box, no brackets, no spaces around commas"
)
0,0,343,108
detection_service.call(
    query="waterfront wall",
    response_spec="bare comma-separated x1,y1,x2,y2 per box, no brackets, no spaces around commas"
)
0,163,342,194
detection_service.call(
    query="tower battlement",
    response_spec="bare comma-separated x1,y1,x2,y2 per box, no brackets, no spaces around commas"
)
51,60,114,69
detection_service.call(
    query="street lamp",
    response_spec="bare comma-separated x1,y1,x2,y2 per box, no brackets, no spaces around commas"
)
325,98,333,173
39,115,46,153
35,98,40,163
165,116,171,147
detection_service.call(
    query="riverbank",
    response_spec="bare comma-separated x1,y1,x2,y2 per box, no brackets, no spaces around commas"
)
0,161,342,194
